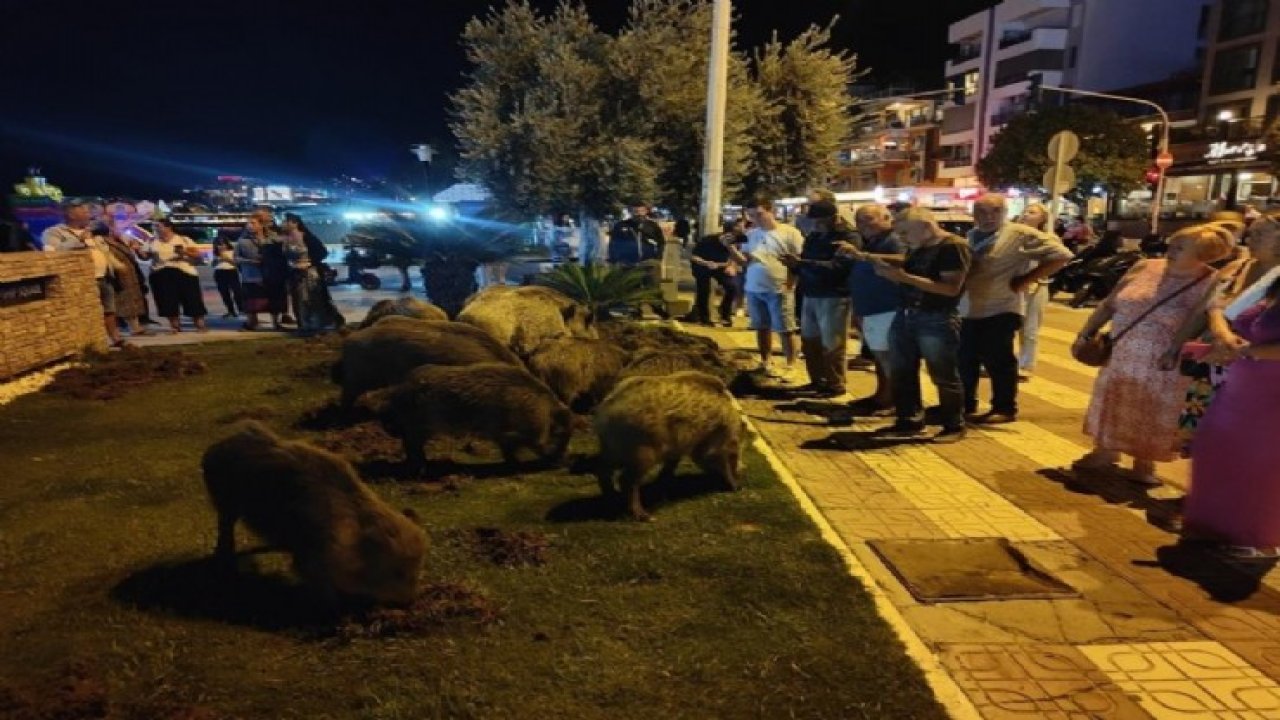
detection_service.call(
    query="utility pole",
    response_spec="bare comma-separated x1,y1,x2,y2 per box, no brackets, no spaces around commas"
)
698,0,731,238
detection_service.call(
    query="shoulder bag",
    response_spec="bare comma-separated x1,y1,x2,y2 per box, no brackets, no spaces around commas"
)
1073,269,1211,367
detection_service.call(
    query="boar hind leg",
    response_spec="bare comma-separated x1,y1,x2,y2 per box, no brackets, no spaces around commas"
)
214,509,238,560
620,467,653,522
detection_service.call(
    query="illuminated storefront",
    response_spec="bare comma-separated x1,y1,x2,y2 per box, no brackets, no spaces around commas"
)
1120,134,1278,220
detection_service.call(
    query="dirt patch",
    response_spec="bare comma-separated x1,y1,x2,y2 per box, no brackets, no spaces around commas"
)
43,348,207,401
0,661,231,720
446,527,549,568
312,422,403,465
336,582,500,640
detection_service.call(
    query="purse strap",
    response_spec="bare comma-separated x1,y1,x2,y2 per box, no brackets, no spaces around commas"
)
1112,269,1211,343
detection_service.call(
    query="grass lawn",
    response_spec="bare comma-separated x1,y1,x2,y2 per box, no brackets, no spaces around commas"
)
0,337,946,720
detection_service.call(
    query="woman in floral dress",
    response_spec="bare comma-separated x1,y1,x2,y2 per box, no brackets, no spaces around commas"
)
1072,226,1230,485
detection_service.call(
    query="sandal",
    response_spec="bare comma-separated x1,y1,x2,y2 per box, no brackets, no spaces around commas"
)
1221,545,1280,560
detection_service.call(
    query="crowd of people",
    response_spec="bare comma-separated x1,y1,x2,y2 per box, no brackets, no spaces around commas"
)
28,203,345,345
681,190,1280,559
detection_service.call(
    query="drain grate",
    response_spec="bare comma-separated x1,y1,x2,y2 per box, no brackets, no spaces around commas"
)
867,538,1078,603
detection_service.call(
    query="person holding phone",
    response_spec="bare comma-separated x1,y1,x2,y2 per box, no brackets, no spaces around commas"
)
872,207,972,443
726,196,804,383
682,219,742,326
136,218,207,333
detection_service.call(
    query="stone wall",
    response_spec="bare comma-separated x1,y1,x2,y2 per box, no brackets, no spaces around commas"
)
0,251,106,380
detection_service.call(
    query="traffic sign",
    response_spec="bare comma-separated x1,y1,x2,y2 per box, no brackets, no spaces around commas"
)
1155,151,1174,169
1047,131,1080,162
1042,165,1076,194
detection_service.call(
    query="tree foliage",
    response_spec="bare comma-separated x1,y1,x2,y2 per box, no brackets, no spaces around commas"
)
742,22,858,200
451,1,855,221
451,2,655,219
976,105,1149,196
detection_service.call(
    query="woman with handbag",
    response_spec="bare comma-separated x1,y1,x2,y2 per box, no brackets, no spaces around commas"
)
1182,278,1280,559
1071,225,1230,485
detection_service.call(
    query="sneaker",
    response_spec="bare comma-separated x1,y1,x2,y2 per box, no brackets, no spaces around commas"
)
735,308,746,318
848,357,875,371
875,419,926,437
932,425,967,444
751,362,773,376
973,411,1017,425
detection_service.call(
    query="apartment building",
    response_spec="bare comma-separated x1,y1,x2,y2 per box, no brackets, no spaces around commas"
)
1156,0,1280,213
833,89,945,192
938,0,1209,187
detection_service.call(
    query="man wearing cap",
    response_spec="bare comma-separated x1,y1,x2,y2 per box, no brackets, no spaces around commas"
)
961,194,1072,424
782,200,855,398
607,202,665,266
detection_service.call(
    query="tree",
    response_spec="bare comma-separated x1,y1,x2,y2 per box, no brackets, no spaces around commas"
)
976,105,1149,198
609,0,764,217
742,22,858,199
451,2,655,221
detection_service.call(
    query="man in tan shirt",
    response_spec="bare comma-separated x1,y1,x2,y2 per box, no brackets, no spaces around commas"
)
960,194,1072,423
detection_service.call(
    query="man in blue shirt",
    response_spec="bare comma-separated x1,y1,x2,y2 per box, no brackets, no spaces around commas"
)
837,203,907,413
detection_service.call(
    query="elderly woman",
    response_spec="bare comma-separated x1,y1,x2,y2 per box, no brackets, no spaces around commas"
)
1183,278,1280,558
1073,225,1229,485
136,219,207,333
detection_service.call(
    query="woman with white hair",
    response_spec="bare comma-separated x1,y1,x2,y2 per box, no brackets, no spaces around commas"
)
1073,225,1231,485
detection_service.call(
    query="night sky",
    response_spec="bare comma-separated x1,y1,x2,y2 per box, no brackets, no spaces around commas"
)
2,0,992,199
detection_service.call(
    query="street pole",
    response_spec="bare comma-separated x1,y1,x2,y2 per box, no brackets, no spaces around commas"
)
1040,84,1170,235
698,0,731,238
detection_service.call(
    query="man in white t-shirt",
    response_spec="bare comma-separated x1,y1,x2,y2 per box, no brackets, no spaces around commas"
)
727,196,805,380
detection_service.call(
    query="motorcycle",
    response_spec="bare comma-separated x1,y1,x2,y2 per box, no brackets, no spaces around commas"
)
1066,234,1167,308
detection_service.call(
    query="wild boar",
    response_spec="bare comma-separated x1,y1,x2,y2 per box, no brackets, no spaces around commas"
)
618,348,717,380
594,371,746,521
359,362,576,473
333,320,520,409
525,337,628,412
359,297,448,328
457,285,595,357
201,421,427,607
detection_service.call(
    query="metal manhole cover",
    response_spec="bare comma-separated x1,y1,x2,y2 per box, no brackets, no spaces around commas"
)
867,538,1078,603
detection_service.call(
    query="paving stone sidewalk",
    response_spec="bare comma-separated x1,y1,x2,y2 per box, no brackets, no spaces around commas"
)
686,308,1280,720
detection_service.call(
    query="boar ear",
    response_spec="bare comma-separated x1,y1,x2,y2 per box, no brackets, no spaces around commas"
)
560,304,580,323
401,507,421,522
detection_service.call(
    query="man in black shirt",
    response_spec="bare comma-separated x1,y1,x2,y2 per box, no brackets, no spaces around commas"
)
871,207,972,443
683,219,742,326
608,203,665,266
784,201,855,397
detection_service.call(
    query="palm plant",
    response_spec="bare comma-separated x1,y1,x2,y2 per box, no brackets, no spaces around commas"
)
534,262,661,321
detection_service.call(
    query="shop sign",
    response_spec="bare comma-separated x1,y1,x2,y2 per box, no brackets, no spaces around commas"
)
0,277,48,307
1204,141,1267,164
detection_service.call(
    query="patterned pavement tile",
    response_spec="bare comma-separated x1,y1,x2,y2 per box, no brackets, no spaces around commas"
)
1080,641,1280,719
939,643,1151,719
818,506,949,541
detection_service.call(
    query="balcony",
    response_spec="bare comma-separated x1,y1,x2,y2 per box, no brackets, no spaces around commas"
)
942,157,973,168
998,30,1033,49
951,44,982,63
941,104,977,135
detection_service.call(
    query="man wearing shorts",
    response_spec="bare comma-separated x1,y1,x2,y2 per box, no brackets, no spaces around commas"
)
838,203,905,413
728,196,805,382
